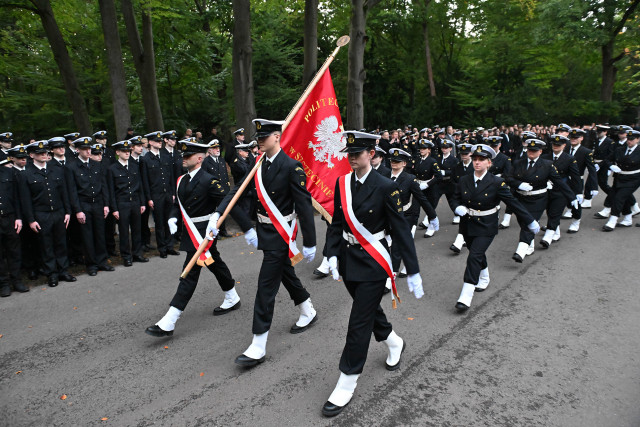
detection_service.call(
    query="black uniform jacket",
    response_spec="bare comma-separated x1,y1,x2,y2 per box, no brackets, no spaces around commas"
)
438,154,458,183
107,161,145,212
202,155,230,191
326,170,419,281
372,163,391,177
565,145,597,191
592,136,616,164
216,150,316,251
452,160,474,183
141,150,175,202
19,163,71,223
414,156,442,186
489,152,512,177
609,145,640,187
230,153,251,185
542,152,582,195
450,173,534,237
506,157,576,202
0,167,22,218
392,171,436,220
67,158,109,208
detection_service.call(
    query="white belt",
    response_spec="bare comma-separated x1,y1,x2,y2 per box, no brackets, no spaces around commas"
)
468,206,500,217
191,213,212,223
594,159,604,163
343,230,386,245
495,174,502,177
402,201,412,212
257,212,296,224
616,169,640,175
416,179,430,185
517,188,547,196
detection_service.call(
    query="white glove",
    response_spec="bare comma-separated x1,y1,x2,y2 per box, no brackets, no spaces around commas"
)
440,170,446,176
591,190,599,197
407,273,424,299
607,170,612,176
454,206,468,217
429,217,440,231
419,181,428,190
244,228,258,248
518,183,533,191
571,199,579,210
610,165,621,173
546,181,553,190
205,212,221,240
594,163,600,172
168,218,178,235
328,256,339,280
302,246,316,263
528,220,540,234
576,194,584,204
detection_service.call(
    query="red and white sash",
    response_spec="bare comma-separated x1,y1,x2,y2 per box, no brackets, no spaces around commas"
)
339,173,400,306
254,153,302,264
176,174,214,266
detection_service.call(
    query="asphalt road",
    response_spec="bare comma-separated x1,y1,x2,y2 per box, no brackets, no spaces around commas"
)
1,192,639,427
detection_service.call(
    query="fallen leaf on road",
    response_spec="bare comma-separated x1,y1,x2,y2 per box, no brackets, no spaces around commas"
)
88,291,91,293
200,372,204,377
101,417,108,421
250,252,254,254
15,371,22,374
132,303,136,306
0,334,3,339
407,317,414,320
164,346,169,349
73,307,77,310
240,252,244,255
42,288,46,290
60,395,67,400
28,325,32,328
236,281,240,284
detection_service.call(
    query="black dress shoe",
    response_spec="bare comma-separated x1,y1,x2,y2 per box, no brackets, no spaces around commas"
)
235,354,265,367
48,276,59,287
290,313,318,334
13,282,29,293
386,341,407,371
512,253,523,263
540,225,547,232
566,229,578,234
133,255,149,263
313,269,329,278
59,274,77,282
167,249,180,256
322,400,349,417
28,270,38,280
123,259,133,267
0,286,11,297
159,252,168,259
455,302,469,312
397,272,407,278
417,223,427,230
98,264,115,272
636,223,640,227
540,240,550,249
602,225,614,232
145,325,173,337
594,212,608,219
382,287,391,294
88,271,97,276
450,244,461,254
498,224,509,229
213,300,241,316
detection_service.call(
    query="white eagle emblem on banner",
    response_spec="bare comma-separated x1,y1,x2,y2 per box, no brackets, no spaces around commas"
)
308,116,347,168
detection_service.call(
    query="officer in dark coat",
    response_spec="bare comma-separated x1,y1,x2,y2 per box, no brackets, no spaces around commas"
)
449,144,536,311
107,140,148,266
0,132,13,162
161,130,184,182
435,139,459,222
202,139,232,238
487,136,512,177
592,125,618,218
214,119,317,368
67,137,114,275
370,146,390,176
19,140,75,287
142,132,178,258
501,131,537,228
145,140,251,338
414,139,442,236
321,131,423,417
0,155,28,296
540,135,581,247
563,128,598,232
224,128,245,164
449,141,475,253
229,142,254,218
506,139,577,262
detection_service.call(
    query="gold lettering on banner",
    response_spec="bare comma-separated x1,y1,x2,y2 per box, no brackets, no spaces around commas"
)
288,147,334,197
303,97,339,123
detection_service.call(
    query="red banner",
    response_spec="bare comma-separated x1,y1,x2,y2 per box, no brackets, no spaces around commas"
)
280,69,350,217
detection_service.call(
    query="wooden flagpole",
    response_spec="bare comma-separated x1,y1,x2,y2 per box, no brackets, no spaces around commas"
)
180,35,349,278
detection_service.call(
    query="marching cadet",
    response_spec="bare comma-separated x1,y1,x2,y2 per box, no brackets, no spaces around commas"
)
229,142,254,218
0,153,28,297
449,141,475,253
561,128,598,232
595,126,631,218
414,139,442,237
539,135,581,247
0,132,13,162
370,146,390,176
225,128,246,163
107,140,148,266
487,136,512,177
602,130,640,230
321,131,424,417
202,139,232,238
501,130,537,228
450,144,536,311
506,139,578,262
19,140,76,287
67,137,114,275
142,131,178,258
145,140,250,338
212,119,317,367
590,125,615,212
63,132,80,162
436,139,460,223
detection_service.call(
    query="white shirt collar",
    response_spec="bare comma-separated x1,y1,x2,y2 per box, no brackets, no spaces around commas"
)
390,171,402,180
188,167,201,179
118,159,128,168
13,165,25,171
619,139,627,145
626,145,637,153
355,166,373,184
150,148,160,156
54,156,65,163
570,144,581,151
266,149,281,163
34,163,46,171
462,160,471,167
474,171,487,182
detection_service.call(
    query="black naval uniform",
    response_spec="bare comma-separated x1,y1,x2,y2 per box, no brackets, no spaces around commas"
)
591,135,617,205
0,167,24,291
371,162,391,177
216,150,316,335
168,168,251,311
67,157,110,273
229,152,253,217
107,160,146,263
608,144,640,217
131,155,151,248
19,163,72,281
450,173,534,285
202,155,230,191
506,157,575,245
435,153,458,209
50,157,83,265
566,143,597,214
488,151,512,177
142,149,175,256
326,170,419,375
542,151,581,231
414,154,442,208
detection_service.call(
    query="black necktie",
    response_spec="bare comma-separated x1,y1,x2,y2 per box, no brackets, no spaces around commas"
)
528,160,534,169
60,160,65,166
626,149,632,156
475,179,480,188
355,180,362,191
264,160,271,172
570,148,575,156
125,164,128,171
553,156,558,162
391,176,397,181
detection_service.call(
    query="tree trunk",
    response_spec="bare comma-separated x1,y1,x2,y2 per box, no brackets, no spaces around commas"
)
121,0,164,130
303,0,318,87
600,41,616,105
231,0,256,132
347,0,366,130
30,0,92,135
422,1,436,98
98,0,131,140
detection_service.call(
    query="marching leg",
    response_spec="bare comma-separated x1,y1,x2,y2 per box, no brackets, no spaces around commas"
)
236,331,268,367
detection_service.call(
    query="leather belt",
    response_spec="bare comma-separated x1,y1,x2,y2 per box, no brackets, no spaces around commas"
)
517,188,547,196
468,206,500,217
402,201,412,212
616,169,640,175
191,213,212,223
343,230,386,245
257,212,296,224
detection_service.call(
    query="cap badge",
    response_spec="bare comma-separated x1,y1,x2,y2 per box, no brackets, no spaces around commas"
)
347,134,355,144
182,143,187,151
256,122,262,130
38,142,43,148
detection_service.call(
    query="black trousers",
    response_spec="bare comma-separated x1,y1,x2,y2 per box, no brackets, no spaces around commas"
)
0,214,22,284
21,227,40,273
141,206,151,246
116,202,142,261
150,193,173,254
339,279,393,375
253,247,310,334
462,235,494,285
516,194,546,243
79,201,107,271
423,188,438,217
434,181,456,212
105,213,117,254
66,216,83,263
34,210,69,277
596,165,613,206
169,245,235,311
611,179,640,216
391,214,418,272
545,192,568,230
